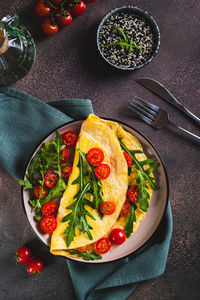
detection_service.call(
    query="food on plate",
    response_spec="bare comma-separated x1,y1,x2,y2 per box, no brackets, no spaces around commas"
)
41,216,57,233
26,258,44,276
16,246,31,264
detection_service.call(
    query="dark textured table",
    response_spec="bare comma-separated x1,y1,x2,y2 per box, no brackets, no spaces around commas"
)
0,0,200,299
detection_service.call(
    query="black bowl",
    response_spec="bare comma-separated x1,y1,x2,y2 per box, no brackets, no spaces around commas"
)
97,6,160,70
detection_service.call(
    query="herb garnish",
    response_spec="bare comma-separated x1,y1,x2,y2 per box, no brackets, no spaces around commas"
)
125,202,136,238
62,148,104,247
103,25,141,53
67,249,102,261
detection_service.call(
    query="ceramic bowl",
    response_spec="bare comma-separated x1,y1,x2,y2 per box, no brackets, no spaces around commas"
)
97,6,160,71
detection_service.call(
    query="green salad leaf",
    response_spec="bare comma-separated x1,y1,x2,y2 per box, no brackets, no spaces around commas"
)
66,249,102,261
125,202,136,238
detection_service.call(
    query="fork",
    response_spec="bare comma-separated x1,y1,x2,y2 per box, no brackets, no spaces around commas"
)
128,96,200,144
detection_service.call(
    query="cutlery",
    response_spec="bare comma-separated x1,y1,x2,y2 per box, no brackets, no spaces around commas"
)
128,96,200,144
135,78,200,126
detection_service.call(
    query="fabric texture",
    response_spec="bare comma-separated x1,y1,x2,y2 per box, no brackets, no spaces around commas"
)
0,87,172,300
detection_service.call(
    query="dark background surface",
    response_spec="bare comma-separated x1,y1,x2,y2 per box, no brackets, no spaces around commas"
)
0,0,200,299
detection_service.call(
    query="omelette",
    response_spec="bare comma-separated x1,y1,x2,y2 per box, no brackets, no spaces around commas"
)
50,114,157,259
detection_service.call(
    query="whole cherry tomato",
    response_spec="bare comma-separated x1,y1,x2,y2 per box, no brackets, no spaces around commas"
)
16,246,31,264
60,147,69,163
95,237,111,254
62,130,78,147
128,185,138,203
95,163,110,180
70,1,86,16
34,184,49,199
44,170,59,188
26,259,44,276
42,18,59,36
87,148,104,166
123,152,132,168
34,0,52,18
61,164,72,178
55,9,72,27
109,228,126,245
100,202,115,215
40,215,57,233
42,201,58,217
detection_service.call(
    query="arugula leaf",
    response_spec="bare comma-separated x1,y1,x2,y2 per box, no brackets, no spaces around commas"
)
34,214,43,221
125,203,136,238
136,170,150,212
66,249,102,261
18,179,33,189
41,178,66,206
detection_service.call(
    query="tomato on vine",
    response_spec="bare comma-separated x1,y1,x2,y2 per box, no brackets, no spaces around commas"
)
70,1,86,16
55,9,72,27
34,0,52,18
42,18,59,36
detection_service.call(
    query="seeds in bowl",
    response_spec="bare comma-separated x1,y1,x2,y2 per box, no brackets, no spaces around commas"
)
98,11,158,69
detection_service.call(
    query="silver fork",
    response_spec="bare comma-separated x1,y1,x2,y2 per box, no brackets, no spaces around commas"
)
128,96,200,144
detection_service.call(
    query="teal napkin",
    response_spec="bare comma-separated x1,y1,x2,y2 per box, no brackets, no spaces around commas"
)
0,87,172,300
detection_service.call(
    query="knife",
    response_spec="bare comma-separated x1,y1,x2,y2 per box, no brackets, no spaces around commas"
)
135,78,200,126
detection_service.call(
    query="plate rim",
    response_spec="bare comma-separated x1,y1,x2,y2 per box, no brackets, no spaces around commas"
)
21,117,169,264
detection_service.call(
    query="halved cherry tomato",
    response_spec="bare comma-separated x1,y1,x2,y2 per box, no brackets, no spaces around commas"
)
34,0,51,18
128,185,138,203
42,202,58,217
44,170,59,188
70,1,86,16
42,18,59,36
16,246,31,264
95,237,111,254
95,163,110,180
61,164,72,178
109,228,126,245
87,148,104,166
123,152,132,168
60,148,69,163
119,200,130,217
55,9,72,27
62,130,78,147
27,259,44,276
34,184,48,199
77,245,91,252
40,216,57,233
100,202,115,215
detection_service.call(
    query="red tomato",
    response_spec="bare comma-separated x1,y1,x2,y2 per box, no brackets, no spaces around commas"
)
70,1,86,16
52,0,62,5
55,10,72,27
77,245,91,252
109,228,126,245
42,18,59,36
44,170,59,188
34,184,48,199
85,0,96,3
100,202,115,215
95,163,110,180
26,259,44,276
87,148,104,166
123,152,132,168
60,148,69,163
16,246,31,264
40,216,57,233
119,200,130,217
62,130,78,147
128,185,138,203
42,202,58,217
95,237,111,254
61,164,72,178
35,0,51,18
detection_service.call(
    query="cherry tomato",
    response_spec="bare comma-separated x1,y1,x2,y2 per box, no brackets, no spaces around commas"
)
16,246,31,264
52,0,62,5
60,148,69,163
55,10,72,27
26,259,44,276
70,1,86,16
42,18,59,36
128,185,138,203
109,228,126,245
77,245,91,252
119,200,130,217
85,0,96,3
40,215,57,233
100,202,115,215
62,130,78,147
95,163,110,180
95,237,111,254
34,184,48,199
34,0,51,18
87,148,104,166
123,152,132,168
61,164,72,178
42,202,58,217
44,170,59,188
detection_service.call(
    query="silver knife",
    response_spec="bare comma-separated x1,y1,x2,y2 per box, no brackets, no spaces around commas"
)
135,78,200,126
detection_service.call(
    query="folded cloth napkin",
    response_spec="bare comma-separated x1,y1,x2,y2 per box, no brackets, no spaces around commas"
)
0,87,172,300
